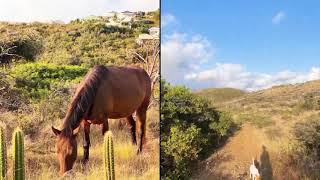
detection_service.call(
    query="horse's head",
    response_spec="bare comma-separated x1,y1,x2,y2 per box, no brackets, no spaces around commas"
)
51,126,78,175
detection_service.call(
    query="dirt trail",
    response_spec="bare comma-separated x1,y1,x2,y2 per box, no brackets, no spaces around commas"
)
195,123,274,180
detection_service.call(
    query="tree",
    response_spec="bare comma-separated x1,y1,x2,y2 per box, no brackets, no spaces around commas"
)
128,40,160,108
0,29,43,66
0,45,23,66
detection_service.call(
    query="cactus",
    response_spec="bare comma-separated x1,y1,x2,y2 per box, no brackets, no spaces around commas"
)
0,127,6,180
103,131,115,180
12,128,24,180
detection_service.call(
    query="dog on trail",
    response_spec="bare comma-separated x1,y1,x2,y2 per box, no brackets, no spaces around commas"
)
250,158,260,180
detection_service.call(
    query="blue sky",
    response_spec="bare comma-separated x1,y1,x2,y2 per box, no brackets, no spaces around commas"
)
162,1,320,91
0,0,158,22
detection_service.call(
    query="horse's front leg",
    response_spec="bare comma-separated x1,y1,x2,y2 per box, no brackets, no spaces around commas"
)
81,121,91,164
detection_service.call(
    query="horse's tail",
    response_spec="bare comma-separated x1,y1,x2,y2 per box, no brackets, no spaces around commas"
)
63,65,108,129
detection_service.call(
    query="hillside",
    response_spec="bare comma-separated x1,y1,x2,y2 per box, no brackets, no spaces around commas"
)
201,80,320,117
196,87,246,103
0,10,159,68
0,10,159,179
194,80,320,179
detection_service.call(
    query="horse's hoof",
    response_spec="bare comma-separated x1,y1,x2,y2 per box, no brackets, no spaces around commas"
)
136,148,143,154
81,159,89,165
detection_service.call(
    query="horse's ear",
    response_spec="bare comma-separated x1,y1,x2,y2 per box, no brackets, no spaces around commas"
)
52,126,61,136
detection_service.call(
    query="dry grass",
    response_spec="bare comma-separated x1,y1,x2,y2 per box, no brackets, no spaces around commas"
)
2,108,159,180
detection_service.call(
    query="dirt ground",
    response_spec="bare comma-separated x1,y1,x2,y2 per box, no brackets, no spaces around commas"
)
195,124,274,180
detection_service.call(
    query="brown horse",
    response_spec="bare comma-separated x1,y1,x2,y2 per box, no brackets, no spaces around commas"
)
51,65,151,175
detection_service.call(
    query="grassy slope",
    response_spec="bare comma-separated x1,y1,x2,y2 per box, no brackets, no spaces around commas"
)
23,108,159,180
205,80,320,119
195,88,246,103
0,109,159,180
196,81,320,179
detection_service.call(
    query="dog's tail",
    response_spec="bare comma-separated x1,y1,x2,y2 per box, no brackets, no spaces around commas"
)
252,157,255,165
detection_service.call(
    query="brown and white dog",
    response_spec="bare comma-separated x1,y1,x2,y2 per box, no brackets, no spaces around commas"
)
249,158,260,180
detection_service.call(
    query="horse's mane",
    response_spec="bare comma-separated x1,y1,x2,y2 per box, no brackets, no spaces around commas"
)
62,65,108,130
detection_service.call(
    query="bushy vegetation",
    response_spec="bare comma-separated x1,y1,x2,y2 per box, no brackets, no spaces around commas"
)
160,80,233,179
296,93,320,111
0,28,43,62
274,114,320,179
0,10,158,67
293,117,320,160
10,63,87,99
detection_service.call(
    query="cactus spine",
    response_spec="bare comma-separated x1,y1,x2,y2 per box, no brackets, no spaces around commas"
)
12,128,24,180
103,131,115,180
0,127,6,180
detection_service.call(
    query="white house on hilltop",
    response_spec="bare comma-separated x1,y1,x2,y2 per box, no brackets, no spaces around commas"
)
104,11,135,28
148,27,159,36
105,11,117,17
136,27,159,45
122,11,135,17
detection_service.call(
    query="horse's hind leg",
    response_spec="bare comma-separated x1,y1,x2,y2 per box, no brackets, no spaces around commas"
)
101,118,109,135
117,118,127,130
126,115,137,145
136,104,148,153
81,121,91,164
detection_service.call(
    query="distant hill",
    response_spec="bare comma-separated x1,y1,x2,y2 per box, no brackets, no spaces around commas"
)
198,80,320,130
197,80,320,107
195,87,246,103
222,80,320,108
195,80,320,128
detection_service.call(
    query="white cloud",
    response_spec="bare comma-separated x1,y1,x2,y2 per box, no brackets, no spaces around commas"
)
161,32,214,85
161,13,176,28
272,11,286,24
0,0,158,22
162,13,320,91
185,64,320,91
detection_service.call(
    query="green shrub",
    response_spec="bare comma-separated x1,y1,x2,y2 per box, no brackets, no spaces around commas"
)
162,124,205,179
160,80,233,179
210,112,233,136
296,93,320,111
293,118,320,159
0,29,43,61
10,63,87,98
